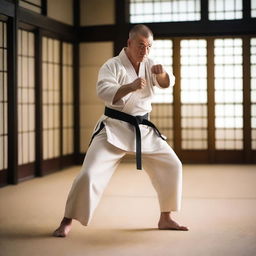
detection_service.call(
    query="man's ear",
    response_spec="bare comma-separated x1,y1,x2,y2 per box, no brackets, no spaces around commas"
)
127,39,131,47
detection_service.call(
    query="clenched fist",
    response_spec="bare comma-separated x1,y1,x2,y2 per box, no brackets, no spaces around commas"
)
151,64,170,88
151,64,165,74
131,77,147,91
112,77,148,104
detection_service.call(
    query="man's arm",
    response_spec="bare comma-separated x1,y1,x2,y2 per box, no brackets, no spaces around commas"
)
112,77,147,104
151,64,170,88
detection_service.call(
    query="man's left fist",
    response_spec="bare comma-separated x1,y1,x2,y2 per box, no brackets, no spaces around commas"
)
151,64,165,74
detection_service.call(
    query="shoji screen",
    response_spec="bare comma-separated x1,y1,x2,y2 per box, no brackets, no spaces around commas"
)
17,29,36,166
62,42,74,155
129,0,200,23
251,38,256,149
209,0,243,20
214,38,243,149
42,37,61,160
180,39,208,149
150,40,174,147
0,21,7,172
79,42,113,152
252,0,256,17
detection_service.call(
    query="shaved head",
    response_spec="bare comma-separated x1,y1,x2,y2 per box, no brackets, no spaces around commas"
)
129,24,153,40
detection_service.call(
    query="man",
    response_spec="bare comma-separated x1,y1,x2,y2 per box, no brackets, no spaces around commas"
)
53,24,188,237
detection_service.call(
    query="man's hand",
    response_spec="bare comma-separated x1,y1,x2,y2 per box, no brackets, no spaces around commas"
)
151,64,170,88
112,77,147,104
131,77,147,91
151,64,165,75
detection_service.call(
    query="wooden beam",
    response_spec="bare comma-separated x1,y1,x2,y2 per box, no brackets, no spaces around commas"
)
114,0,129,55
35,28,43,177
201,0,208,21
73,0,80,163
207,38,215,163
41,0,47,16
242,36,251,162
78,25,117,42
7,3,18,184
0,0,14,17
78,20,256,43
149,20,256,37
73,41,80,163
173,38,181,156
73,0,80,28
19,6,75,41
243,0,251,19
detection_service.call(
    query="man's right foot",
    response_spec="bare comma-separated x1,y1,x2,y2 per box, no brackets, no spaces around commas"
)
53,218,72,237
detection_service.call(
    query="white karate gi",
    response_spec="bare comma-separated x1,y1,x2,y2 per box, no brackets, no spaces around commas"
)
64,48,182,226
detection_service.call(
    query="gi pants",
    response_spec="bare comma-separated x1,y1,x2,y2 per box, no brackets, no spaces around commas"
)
64,130,183,226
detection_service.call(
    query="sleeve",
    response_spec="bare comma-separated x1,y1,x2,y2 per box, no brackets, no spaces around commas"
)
168,73,175,87
96,62,121,105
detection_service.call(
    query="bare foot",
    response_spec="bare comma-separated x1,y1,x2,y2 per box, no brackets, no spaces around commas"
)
158,219,189,231
158,212,189,231
53,218,72,237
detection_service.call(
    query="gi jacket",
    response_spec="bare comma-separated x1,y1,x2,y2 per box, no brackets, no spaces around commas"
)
95,48,175,153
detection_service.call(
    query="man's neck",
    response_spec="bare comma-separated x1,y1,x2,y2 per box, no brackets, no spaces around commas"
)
124,48,140,74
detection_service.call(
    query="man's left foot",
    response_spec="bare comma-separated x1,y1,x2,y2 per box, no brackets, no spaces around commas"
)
158,219,189,231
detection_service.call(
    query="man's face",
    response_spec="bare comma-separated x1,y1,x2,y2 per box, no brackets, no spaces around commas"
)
128,35,153,63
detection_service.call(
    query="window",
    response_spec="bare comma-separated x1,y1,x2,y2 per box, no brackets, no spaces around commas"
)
129,0,200,23
62,42,74,155
180,39,208,149
251,38,256,150
0,21,7,171
209,0,243,20
251,0,256,17
42,37,61,160
17,29,36,165
150,40,173,103
149,40,174,146
214,38,243,149
149,36,248,154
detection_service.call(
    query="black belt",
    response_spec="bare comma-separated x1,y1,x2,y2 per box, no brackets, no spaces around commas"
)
90,107,166,170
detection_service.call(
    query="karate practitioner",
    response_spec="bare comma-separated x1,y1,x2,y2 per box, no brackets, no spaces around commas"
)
53,24,188,237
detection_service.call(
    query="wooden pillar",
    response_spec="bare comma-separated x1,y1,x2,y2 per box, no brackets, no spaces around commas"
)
7,1,18,184
35,28,43,177
207,38,215,163
242,36,251,162
173,38,181,157
73,0,80,163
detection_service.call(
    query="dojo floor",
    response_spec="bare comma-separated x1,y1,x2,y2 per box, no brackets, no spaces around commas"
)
0,163,256,256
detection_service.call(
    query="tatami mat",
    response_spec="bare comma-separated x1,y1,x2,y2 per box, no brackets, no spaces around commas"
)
0,163,256,256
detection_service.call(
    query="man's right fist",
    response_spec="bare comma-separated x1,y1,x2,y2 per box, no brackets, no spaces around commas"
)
131,77,147,91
